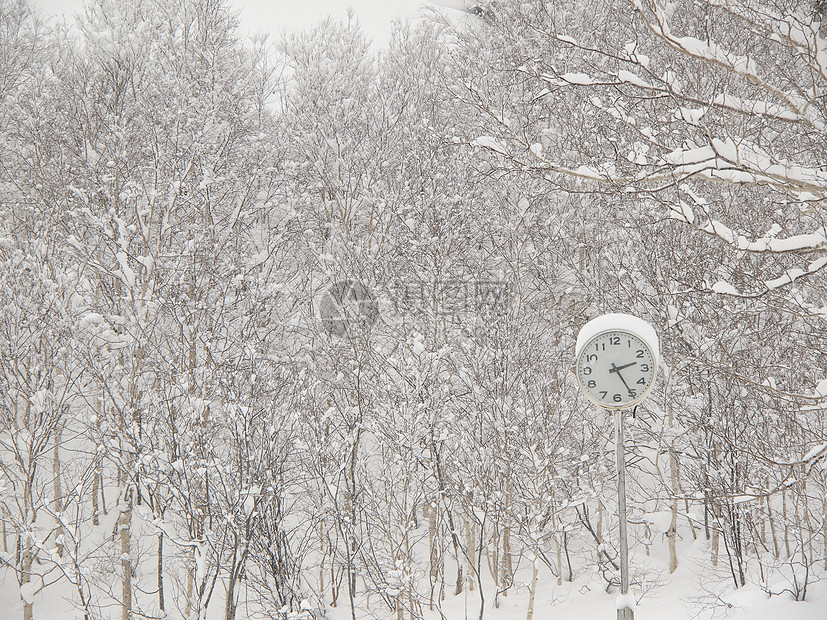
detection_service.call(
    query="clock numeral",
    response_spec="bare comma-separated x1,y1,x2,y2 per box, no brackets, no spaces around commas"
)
627,389,637,398
636,377,646,385
582,366,592,375
600,391,608,400
595,343,605,351
613,393,623,403
636,349,645,358
609,336,620,346
586,354,597,362
587,380,596,388
640,364,649,372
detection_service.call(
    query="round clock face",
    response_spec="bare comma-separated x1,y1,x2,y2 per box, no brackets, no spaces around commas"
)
575,330,656,409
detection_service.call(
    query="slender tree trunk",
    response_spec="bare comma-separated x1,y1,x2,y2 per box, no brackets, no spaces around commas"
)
21,496,34,620
476,522,486,620
712,529,720,566
328,529,337,608
430,438,463,596
782,489,791,558
822,495,827,571
186,548,195,618
404,527,413,619
347,506,357,620
702,464,710,542
448,510,463,596
801,479,813,568
563,529,573,582
711,505,720,567
92,395,103,526
596,488,604,562
466,515,475,591
99,467,107,517
766,495,779,558
725,503,746,587
556,532,563,586
427,501,437,606
490,523,500,591
91,456,100,527
318,531,325,606
120,486,133,620
345,424,361,620
22,537,33,620
225,545,238,620
53,424,64,558
158,532,165,612
330,565,337,607
675,455,696,540
409,582,415,620
21,454,35,620
501,524,512,597
525,557,539,620
668,449,679,573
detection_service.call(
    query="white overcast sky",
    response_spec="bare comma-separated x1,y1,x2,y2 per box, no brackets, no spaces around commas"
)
31,0,465,47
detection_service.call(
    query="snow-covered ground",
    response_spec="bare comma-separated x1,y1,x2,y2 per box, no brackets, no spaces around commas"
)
325,537,827,620
6,534,823,619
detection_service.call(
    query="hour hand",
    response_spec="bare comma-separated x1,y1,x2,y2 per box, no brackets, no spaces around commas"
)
609,362,635,392
609,361,637,374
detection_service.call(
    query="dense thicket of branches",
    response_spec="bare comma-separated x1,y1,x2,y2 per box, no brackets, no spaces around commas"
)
1,0,826,619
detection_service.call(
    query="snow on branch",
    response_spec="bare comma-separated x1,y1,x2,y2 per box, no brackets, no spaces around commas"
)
711,93,801,121
470,135,509,155
761,11,827,82
549,30,819,128
676,183,827,255
666,182,827,295
764,256,827,289
630,0,826,131
802,441,827,464
657,137,827,197
474,133,615,183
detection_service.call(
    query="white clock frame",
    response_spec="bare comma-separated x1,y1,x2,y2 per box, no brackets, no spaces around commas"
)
574,314,660,410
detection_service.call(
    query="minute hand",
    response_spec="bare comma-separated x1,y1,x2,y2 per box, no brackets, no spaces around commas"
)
609,362,637,392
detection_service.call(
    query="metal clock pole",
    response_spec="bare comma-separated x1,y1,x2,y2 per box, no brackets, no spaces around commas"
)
575,313,658,620
615,408,633,620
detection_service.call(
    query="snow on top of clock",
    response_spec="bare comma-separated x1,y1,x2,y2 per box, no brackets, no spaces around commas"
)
575,313,660,367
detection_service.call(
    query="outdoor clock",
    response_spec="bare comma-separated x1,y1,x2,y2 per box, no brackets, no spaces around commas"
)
574,314,659,410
